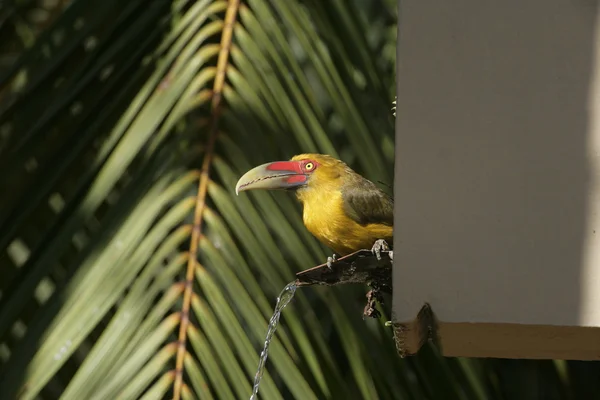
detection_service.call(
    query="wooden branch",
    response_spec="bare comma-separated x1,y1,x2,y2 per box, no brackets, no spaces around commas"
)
295,249,393,294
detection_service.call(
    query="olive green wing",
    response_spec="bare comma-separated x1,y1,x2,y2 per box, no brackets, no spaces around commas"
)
341,178,394,226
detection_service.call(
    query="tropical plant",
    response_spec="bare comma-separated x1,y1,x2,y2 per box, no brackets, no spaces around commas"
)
0,0,599,399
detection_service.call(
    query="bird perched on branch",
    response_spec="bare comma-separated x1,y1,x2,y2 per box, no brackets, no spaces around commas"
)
235,154,393,267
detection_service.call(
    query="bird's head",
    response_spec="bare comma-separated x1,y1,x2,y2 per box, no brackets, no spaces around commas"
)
235,153,349,195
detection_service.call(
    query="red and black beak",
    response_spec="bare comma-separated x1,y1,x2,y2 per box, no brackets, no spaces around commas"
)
235,161,308,195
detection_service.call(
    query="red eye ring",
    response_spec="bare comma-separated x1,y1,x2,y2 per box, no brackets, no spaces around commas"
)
303,161,316,171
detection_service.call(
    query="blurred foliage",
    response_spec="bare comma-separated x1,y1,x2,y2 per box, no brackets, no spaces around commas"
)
0,0,598,399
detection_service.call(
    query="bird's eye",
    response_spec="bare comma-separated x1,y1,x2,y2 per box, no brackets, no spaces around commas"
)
304,162,315,171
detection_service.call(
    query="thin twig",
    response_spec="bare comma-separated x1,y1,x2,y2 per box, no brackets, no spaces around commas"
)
172,1,240,399
295,249,393,292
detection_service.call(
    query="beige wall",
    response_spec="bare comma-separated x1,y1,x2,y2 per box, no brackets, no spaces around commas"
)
393,0,600,358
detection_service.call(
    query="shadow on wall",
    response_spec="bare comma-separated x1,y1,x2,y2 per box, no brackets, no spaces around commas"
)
394,1,598,330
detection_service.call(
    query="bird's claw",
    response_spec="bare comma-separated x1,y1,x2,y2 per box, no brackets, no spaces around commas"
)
371,239,390,261
326,254,338,270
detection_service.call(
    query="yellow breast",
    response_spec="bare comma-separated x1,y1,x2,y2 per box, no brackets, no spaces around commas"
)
300,189,393,256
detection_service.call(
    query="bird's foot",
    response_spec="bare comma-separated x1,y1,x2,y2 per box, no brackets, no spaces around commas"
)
326,253,339,270
371,239,390,261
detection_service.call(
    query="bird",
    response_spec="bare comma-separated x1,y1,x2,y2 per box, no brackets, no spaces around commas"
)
235,154,393,267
